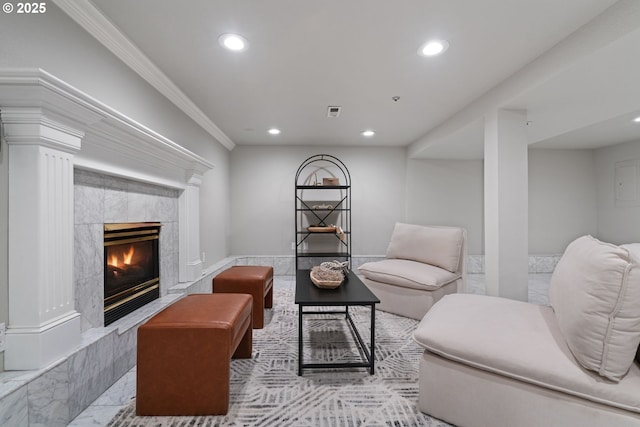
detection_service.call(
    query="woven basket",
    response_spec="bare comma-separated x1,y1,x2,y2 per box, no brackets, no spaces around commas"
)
310,266,344,289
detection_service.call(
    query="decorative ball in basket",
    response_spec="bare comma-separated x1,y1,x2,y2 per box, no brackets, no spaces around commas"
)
310,265,344,289
320,260,349,275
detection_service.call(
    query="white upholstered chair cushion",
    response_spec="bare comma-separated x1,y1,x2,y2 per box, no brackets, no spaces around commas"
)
358,259,460,291
386,223,463,273
413,294,640,413
549,235,640,382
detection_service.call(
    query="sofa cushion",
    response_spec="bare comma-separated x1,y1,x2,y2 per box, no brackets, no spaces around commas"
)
413,294,640,413
549,235,640,382
358,259,460,291
386,223,463,273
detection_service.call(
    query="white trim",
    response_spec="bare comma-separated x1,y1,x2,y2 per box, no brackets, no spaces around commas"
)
51,0,236,151
0,68,215,187
5,110,81,369
179,175,203,282
5,312,81,370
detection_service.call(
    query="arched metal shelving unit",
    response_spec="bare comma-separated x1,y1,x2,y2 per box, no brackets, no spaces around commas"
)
294,154,351,270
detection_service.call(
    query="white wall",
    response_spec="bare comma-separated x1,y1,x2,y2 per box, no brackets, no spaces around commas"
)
229,145,618,259
0,138,7,370
405,159,484,254
230,146,407,256
528,149,598,254
228,149,599,258
595,139,640,245
198,143,231,265
406,150,599,256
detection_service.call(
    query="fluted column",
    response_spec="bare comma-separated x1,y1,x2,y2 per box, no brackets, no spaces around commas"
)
179,172,203,282
3,107,82,369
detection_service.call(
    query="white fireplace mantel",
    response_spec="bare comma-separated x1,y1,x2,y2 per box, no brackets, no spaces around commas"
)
0,68,214,369
0,68,215,188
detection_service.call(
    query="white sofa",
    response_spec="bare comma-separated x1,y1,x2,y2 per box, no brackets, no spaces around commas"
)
358,223,466,320
413,235,640,427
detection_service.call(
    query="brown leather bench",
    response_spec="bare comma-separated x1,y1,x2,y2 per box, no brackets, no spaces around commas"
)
213,266,273,329
136,293,253,416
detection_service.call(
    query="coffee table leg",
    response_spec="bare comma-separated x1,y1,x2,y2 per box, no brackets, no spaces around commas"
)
298,305,303,376
370,304,375,374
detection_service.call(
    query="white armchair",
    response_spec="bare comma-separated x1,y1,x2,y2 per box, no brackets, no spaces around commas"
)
413,235,640,427
358,223,466,320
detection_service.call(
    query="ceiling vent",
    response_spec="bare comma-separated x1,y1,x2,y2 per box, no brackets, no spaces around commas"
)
327,106,342,118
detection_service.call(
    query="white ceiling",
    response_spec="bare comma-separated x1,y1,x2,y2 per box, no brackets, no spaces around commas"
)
63,0,640,158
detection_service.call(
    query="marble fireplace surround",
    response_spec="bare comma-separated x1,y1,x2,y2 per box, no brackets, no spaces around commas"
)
75,170,179,332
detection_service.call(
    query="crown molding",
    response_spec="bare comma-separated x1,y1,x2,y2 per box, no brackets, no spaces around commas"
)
51,0,236,151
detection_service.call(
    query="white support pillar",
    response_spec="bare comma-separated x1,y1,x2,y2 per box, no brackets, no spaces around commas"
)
484,109,529,301
3,107,82,369
179,172,203,282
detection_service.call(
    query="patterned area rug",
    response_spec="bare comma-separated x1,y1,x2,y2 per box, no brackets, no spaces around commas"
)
107,289,452,427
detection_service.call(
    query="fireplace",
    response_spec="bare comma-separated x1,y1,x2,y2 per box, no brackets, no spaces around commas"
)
104,222,161,325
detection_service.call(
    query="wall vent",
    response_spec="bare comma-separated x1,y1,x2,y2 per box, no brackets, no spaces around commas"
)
327,106,342,118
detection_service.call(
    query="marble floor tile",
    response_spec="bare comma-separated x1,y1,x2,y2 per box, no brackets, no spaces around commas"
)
67,404,123,427
68,369,135,427
27,362,70,427
0,386,27,427
91,370,136,406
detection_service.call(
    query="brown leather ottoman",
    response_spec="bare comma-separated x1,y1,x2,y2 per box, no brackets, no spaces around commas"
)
136,293,252,416
213,266,274,329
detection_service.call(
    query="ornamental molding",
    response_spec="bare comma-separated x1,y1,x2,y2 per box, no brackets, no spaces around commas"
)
0,68,214,189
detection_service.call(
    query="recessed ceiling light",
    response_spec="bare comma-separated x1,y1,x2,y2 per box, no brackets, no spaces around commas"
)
361,130,375,137
268,128,281,135
633,116,640,123
418,39,449,57
218,33,248,51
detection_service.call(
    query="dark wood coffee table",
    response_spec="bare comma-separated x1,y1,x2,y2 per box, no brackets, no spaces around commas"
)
295,269,380,375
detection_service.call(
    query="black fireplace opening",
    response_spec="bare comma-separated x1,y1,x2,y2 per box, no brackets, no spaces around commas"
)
104,222,161,326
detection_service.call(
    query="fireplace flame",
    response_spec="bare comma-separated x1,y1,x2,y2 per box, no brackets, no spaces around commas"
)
123,245,134,265
108,245,135,268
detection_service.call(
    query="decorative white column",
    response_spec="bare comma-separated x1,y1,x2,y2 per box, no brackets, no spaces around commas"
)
484,109,529,301
179,171,203,282
3,107,82,369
